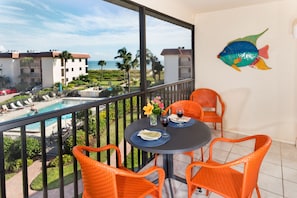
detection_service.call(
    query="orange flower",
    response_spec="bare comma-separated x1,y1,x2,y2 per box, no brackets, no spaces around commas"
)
143,96,164,116
143,102,153,115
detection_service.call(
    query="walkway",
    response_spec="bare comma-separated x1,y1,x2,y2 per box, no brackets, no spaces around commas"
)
5,140,130,198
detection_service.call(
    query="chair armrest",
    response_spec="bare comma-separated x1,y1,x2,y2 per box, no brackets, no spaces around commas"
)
217,94,225,117
137,166,165,179
74,144,122,167
186,159,246,181
208,136,256,160
117,166,165,185
162,106,171,115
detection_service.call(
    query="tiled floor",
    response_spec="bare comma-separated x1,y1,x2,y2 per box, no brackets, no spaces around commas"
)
151,129,297,198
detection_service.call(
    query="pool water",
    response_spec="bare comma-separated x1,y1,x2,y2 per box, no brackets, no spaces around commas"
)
23,99,91,131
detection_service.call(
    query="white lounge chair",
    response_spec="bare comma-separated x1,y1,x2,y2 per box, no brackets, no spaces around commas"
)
2,104,14,112
45,94,54,100
1,104,15,112
10,103,23,110
16,101,25,108
28,98,33,104
24,100,32,106
42,95,49,101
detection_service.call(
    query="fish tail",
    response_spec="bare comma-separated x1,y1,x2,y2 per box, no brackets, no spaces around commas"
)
258,45,269,59
252,58,271,70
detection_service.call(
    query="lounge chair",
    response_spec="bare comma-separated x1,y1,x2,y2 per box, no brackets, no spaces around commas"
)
2,104,15,112
45,94,54,100
10,103,24,110
28,98,33,104
16,101,25,108
42,95,49,101
24,100,32,106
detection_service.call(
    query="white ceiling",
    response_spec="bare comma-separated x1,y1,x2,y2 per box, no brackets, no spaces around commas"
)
181,0,284,13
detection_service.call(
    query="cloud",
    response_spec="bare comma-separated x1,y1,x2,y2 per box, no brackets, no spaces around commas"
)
0,45,6,52
0,0,191,60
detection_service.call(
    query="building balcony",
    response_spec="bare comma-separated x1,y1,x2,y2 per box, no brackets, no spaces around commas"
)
0,79,194,198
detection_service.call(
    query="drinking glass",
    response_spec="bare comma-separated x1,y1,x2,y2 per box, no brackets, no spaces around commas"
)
160,115,169,138
176,107,184,127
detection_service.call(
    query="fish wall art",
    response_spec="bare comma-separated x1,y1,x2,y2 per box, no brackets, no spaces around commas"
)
217,28,271,72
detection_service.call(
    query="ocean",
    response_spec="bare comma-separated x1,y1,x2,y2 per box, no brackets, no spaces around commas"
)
88,60,149,70
88,60,118,70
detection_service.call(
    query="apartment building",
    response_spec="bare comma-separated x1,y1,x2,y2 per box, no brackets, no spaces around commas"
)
161,47,192,83
0,51,90,89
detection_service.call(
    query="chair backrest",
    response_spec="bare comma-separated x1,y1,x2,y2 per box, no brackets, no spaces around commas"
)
72,146,119,197
163,100,204,121
240,135,272,197
190,88,224,113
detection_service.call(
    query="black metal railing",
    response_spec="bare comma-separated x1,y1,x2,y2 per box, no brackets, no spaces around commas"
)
0,79,194,198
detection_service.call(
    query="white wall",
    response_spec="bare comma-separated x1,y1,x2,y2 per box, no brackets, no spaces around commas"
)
0,59,20,86
164,55,179,83
195,0,297,143
41,58,55,88
128,0,297,144
130,0,195,24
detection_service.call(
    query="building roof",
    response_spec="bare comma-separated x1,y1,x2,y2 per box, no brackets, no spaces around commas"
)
160,48,192,56
0,51,90,59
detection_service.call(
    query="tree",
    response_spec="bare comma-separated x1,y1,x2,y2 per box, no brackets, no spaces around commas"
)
59,51,73,85
114,47,139,92
98,60,106,82
136,49,163,81
151,56,163,81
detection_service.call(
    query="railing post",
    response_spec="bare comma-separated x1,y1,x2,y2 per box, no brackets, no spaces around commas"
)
21,126,29,198
0,132,6,198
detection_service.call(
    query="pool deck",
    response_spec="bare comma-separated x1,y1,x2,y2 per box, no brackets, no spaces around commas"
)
1,98,63,123
0,96,106,137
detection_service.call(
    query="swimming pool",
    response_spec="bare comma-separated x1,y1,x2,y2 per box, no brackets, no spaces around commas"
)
22,99,93,131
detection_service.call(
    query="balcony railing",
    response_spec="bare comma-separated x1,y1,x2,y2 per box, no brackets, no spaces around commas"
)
0,79,194,198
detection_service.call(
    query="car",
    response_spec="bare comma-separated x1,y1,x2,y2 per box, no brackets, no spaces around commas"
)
31,85,43,93
0,88,17,95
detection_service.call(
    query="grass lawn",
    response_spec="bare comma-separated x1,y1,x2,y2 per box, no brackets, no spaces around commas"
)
30,113,141,190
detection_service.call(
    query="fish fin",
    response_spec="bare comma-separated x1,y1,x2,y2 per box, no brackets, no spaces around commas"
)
258,45,269,59
231,64,241,72
252,58,271,70
233,57,242,64
230,28,269,45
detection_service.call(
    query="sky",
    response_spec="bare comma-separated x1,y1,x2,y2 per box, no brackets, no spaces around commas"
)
0,0,191,61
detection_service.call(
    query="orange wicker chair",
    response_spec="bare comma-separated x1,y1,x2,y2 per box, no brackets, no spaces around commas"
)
162,100,204,122
157,100,204,163
190,88,225,137
185,135,272,198
73,144,165,198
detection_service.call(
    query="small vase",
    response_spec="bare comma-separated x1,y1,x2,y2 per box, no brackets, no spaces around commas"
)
149,113,158,126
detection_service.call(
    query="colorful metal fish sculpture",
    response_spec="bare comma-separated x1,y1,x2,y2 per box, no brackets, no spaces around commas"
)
217,28,270,71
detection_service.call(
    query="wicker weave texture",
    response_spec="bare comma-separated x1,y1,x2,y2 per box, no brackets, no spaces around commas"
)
190,88,225,137
73,145,165,198
186,135,272,198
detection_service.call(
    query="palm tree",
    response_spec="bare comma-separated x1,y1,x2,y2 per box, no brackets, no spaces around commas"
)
98,60,106,82
151,56,163,81
136,48,153,65
59,51,73,85
114,47,138,92
136,49,163,81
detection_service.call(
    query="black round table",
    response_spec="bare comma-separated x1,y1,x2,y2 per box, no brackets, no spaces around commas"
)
125,117,211,198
